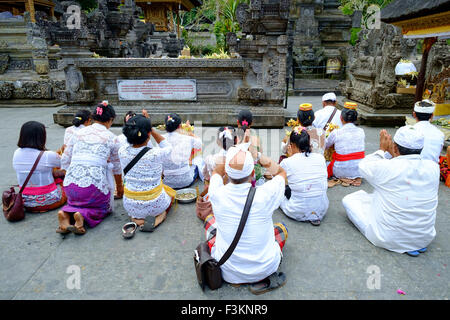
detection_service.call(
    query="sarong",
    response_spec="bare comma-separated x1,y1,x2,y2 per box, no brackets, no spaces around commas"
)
62,183,111,228
327,151,365,178
24,182,66,212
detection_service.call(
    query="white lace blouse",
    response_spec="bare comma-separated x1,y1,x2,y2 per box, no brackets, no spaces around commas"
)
61,123,122,195
162,131,202,189
325,123,365,179
64,125,85,146
119,140,173,218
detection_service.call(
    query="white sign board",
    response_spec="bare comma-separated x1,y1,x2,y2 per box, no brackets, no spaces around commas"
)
117,79,197,101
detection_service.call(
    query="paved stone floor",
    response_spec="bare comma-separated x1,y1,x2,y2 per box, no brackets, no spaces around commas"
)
0,99,449,300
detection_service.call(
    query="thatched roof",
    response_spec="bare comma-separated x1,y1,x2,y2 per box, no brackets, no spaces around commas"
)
381,0,450,23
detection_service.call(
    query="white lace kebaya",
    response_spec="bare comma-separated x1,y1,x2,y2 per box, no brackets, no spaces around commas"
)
61,123,122,195
163,131,202,189
119,140,173,219
63,125,85,146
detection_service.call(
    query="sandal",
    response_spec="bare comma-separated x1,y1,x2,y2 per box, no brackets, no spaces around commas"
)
139,216,156,232
327,179,341,188
249,272,286,295
122,222,138,239
66,225,86,235
56,227,70,234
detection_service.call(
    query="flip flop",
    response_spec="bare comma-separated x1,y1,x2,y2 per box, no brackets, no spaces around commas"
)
139,216,156,232
406,250,420,257
249,272,286,295
310,220,321,226
67,225,86,235
122,222,138,239
56,227,70,234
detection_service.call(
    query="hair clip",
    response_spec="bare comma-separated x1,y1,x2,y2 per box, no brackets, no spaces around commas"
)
96,107,103,116
167,116,174,122
138,131,141,137
75,117,82,120
101,100,108,107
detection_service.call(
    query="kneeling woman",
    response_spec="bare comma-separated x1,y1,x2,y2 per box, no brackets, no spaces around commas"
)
280,127,329,226
59,102,123,235
119,115,175,232
162,113,202,189
13,121,67,213
325,102,365,187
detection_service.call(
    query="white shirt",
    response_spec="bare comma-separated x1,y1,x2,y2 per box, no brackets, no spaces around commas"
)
312,106,343,130
163,131,202,189
61,123,121,195
208,174,285,284
325,123,365,179
357,150,439,253
119,140,172,218
13,148,61,187
280,153,329,221
414,121,445,163
64,125,85,146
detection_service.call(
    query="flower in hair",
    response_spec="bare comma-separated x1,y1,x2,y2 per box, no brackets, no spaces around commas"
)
96,107,103,116
293,126,306,135
101,100,108,107
167,116,174,122
241,120,249,126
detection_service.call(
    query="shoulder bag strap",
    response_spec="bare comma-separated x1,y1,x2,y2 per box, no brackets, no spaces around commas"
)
323,107,338,131
19,150,45,194
123,147,150,176
218,186,256,266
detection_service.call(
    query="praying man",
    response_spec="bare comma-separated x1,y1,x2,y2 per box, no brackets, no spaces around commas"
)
342,126,440,257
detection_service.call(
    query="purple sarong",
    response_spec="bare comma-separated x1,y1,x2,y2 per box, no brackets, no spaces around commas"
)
62,183,111,228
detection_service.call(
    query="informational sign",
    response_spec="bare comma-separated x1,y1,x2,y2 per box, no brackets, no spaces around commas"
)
117,79,197,101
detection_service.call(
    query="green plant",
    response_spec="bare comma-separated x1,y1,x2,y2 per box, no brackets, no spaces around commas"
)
180,0,249,53
350,27,361,46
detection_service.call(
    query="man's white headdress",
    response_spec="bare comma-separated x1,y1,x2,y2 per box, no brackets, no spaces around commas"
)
414,99,435,114
225,145,254,179
322,92,337,102
393,125,425,150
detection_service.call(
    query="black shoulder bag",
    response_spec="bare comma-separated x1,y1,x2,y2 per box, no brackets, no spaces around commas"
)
194,186,256,290
123,147,150,176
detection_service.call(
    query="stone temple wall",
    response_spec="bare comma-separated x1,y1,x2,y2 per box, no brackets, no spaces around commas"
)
0,12,65,107
52,58,286,128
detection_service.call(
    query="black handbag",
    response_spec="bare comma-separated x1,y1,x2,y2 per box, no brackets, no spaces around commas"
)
3,151,44,222
194,186,256,290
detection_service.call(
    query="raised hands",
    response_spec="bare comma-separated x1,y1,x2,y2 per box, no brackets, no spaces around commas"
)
380,129,399,157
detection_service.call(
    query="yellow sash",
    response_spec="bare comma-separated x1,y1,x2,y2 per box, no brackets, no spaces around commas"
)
124,181,176,201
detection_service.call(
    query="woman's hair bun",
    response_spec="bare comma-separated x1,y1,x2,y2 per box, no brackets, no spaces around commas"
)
122,114,152,145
